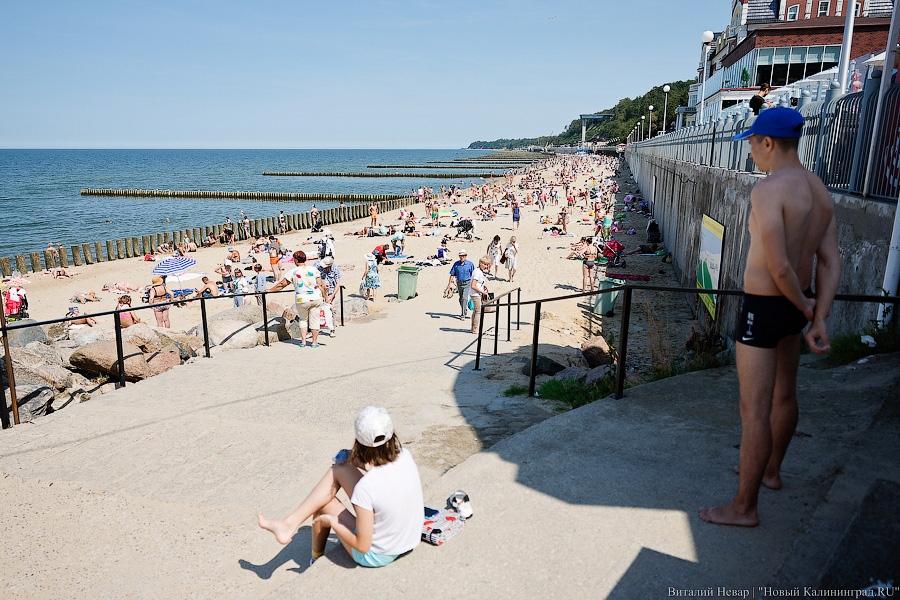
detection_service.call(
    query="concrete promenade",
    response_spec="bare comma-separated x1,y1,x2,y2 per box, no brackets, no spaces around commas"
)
1,293,898,598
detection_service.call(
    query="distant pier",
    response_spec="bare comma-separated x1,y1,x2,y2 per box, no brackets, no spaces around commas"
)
262,172,498,178
80,189,409,201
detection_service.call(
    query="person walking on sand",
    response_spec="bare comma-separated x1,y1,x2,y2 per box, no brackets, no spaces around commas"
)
511,202,520,229
257,406,423,568
486,235,502,278
469,256,491,334
268,239,282,282
362,253,381,302
447,249,475,320
370,203,378,227
504,236,519,282
267,250,325,347
699,107,841,528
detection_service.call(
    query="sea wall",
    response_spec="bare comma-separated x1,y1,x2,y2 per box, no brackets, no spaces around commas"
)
624,149,896,338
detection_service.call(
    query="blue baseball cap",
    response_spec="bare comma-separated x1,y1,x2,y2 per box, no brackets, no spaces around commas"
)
734,106,804,140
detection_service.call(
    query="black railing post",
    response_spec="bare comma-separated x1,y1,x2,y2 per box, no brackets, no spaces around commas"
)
114,311,126,388
502,294,508,342
517,289,521,330
474,303,486,371
200,296,211,358
493,297,501,355
528,301,542,397
0,309,17,427
615,286,633,399
339,285,345,326
261,292,270,347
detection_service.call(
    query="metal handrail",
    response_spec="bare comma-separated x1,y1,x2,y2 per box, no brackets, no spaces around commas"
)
471,283,900,400
1,284,347,428
474,287,521,370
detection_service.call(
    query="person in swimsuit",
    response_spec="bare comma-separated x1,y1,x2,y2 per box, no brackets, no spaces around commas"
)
148,275,172,328
581,240,599,293
700,108,841,528
268,241,282,282
116,296,140,328
194,276,219,299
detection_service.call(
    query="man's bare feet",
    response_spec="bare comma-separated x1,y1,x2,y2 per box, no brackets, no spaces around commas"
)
257,511,295,545
698,503,760,527
732,465,783,490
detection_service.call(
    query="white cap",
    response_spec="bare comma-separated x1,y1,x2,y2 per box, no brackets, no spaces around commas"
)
355,406,393,448
224,259,233,266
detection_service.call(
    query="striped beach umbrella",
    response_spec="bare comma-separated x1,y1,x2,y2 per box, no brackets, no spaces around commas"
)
152,256,197,275
152,257,199,297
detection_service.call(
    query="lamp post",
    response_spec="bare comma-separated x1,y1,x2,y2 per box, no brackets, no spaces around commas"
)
698,30,714,125
641,115,645,141
648,105,654,138
662,84,671,134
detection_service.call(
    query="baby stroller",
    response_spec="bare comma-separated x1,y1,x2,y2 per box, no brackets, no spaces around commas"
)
3,287,28,321
599,238,626,268
455,219,475,240
311,216,324,233
647,219,662,243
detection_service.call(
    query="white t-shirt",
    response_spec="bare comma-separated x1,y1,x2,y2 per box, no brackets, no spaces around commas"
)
282,266,322,303
350,448,424,556
469,268,486,297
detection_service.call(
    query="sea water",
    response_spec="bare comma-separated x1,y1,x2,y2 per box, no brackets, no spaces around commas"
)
0,148,495,259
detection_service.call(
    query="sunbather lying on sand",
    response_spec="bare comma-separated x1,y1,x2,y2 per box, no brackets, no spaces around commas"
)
71,292,101,303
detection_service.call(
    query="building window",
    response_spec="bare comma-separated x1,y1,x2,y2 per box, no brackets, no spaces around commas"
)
817,0,829,16
855,2,861,16
787,4,800,19
806,45,825,77
788,47,807,83
753,44,842,87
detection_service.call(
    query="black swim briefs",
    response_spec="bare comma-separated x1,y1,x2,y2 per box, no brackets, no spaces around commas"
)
736,289,813,348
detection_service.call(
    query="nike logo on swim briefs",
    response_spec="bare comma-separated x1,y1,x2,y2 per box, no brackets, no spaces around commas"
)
742,336,754,341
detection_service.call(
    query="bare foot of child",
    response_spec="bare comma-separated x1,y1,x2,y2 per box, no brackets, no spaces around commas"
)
257,511,295,545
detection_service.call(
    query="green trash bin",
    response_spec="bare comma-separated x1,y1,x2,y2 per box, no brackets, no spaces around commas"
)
593,277,625,316
397,266,421,301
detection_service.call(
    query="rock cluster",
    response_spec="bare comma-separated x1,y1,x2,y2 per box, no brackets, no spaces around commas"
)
2,299,368,422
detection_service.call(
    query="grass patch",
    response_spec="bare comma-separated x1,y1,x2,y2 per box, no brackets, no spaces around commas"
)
828,327,900,365
537,375,616,410
503,384,529,397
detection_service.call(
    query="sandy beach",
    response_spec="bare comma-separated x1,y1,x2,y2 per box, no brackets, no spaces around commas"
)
7,153,694,383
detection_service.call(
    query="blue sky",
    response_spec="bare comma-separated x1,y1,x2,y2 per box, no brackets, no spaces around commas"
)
0,0,729,148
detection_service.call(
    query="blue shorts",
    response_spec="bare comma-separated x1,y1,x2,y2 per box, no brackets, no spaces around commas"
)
351,547,399,568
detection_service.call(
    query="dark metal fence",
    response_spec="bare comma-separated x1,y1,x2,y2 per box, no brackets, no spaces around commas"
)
1,286,345,428
472,284,900,400
630,82,900,202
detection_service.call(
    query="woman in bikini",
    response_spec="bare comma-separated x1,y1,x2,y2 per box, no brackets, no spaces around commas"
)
148,275,172,328
582,240,599,293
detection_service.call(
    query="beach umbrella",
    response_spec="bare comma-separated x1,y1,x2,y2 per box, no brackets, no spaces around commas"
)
152,257,198,297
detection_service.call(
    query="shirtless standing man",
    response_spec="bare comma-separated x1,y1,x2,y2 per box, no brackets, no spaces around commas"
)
700,107,841,527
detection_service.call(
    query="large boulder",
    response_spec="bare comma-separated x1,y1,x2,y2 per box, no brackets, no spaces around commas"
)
153,330,204,360
120,323,162,353
553,367,588,382
69,340,151,382
24,341,62,366
581,335,612,369
203,319,259,350
255,318,291,345
208,305,279,326
520,355,566,377
585,365,613,387
5,383,54,421
0,349,72,391
5,320,48,348
144,351,181,377
70,328,109,348
344,297,370,318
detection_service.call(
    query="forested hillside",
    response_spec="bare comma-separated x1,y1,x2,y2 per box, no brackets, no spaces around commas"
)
469,80,693,149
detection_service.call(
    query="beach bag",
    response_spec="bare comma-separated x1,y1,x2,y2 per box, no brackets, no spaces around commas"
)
422,506,466,546
482,292,496,313
500,254,507,265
